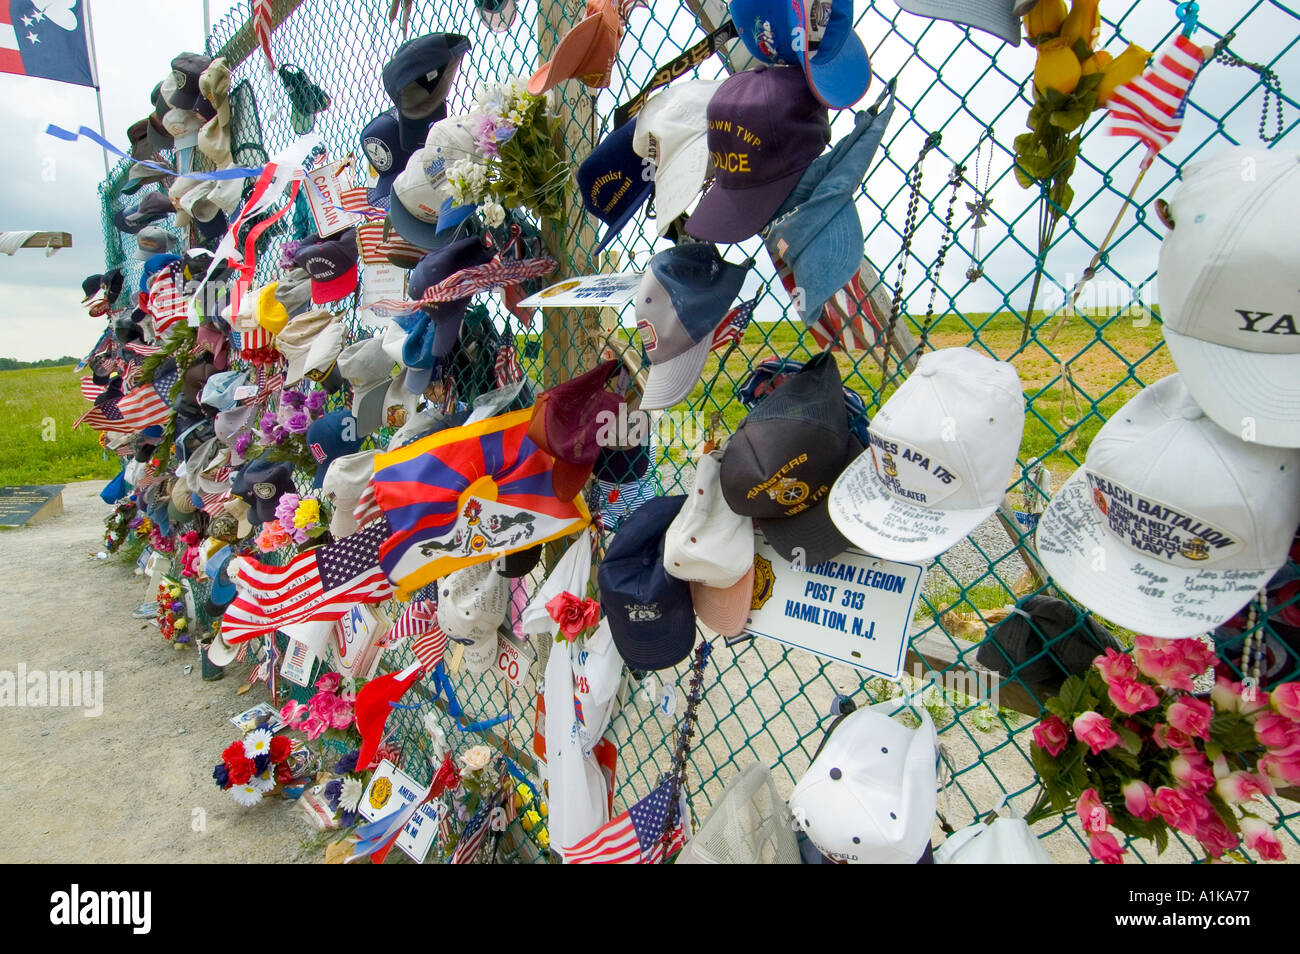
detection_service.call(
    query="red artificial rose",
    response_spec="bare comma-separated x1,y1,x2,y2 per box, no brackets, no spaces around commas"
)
545,591,601,640
269,734,292,763
1032,714,1070,757
222,741,246,765
225,755,255,786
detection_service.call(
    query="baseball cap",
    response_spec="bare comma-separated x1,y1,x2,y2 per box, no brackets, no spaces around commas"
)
321,450,378,538
181,360,218,403
737,356,872,447
720,350,859,565
388,115,480,250
338,337,398,437
233,459,296,525
497,544,543,578
664,449,756,637
199,369,246,413
169,53,213,111
633,80,723,236
382,33,471,151
275,268,314,318
527,359,623,501
636,243,750,410
789,700,938,864
293,230,360,304
360,109,414,207
146,115,174,153
893,0,1035,46
276,310,341,384
121,162,173,196
975,595,1121,700
764,84,895,324
134,226,179,260
205,545,237,609
577,119,654,255
306,409,363,488
686,65,831,243
675,762,801,864
597,494,696,670
400,236,497,364
527,0,622,95
126,119,152,162
828,348,1025,562
1036,373,1300,639
730,0,872,108
256,282,291,335
475,0,517,31
1157,146,1300,448
301,322,347,393
437,561,509,642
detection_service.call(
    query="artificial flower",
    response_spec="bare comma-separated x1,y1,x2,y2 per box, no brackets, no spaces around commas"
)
250,773,276,793
545,591,601,640
230,783,263,807
1095,44,1149,105
460,745,493,773
1107,677,1160,715
1093,647,1136,686
1076,788,1110,832
1151,721,1196,752
1151,785,1211,836
1258,751,1300,787
1194,815,1239,859
1241,816,1286,861
1271,681,1300,722
275,493,301,527
1034,38,1082,95
305,390,327,414
1072,711,1120,755
233,431,253,459
212,763,230,790
1121,779,1157,820
482,198,506,228
243,728,273,760
299,715,329,741
255,522,291,552
294,498,321,529
1023,0,1067,39
281,700,310,725
1166,697,1213,741
333,749,360,775
1088,830,1125,864
269,734,292,763
317,671,342,694
323,778,343,810
1216,770,1273,804
339,777,364,812
1058,0,1100,51
1255,711,1300,750
281,389,306,409
1032,714,1070,757
284,411,311,435
1170,751,1215,795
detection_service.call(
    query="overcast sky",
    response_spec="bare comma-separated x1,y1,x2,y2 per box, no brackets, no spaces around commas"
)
0,0,242,362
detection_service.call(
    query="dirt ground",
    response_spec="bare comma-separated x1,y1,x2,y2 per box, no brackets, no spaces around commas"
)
0,480,311,864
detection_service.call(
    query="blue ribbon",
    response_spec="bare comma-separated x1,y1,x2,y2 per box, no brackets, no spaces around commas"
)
430,663,513,733
45,125,267,180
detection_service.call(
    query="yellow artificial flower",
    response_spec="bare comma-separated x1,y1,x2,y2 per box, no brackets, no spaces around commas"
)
1081,50,1112,75
1059,0,1101,51
294,498,320,528
1097,44,1150,105
1035,38,1082,95
1023,0,1067,39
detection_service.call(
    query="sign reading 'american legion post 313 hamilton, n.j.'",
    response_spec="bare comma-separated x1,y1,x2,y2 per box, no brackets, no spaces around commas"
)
742,536,923,680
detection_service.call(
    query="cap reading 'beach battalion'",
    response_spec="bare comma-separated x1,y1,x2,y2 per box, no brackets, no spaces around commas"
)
1036,373,1300,639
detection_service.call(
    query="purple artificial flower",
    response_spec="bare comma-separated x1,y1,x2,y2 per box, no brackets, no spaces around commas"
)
291,526,310,545
340,808,358,827
305,390,327,415
271,427,290,446
212,763,230,789
127,515,145,531
323,778,343,811
281,390,307,410
284,411,311,435
333,750,360,775
233,431,253,458
275,494,301,525
259,413,277,435
279,239,303,269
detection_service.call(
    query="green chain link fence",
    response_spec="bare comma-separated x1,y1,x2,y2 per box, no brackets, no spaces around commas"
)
98,0,1300,863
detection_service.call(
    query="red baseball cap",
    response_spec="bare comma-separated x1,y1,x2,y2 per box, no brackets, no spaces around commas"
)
527,360,623,501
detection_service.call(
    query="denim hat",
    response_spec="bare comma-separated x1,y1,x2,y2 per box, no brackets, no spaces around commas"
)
199,370,247,412
730,0,873,108
764,83,895,324
306,409,363,488
382,33,471,151
597,494,696,671
577,119,653,255
360,109,413,208
635,243,750,410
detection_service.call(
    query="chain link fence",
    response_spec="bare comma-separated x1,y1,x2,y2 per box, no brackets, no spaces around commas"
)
98,0,1300,863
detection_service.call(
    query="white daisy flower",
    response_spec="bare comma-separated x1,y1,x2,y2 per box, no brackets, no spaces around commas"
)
339,776,364,812
243,728,273,760
250,774,276,793
230,783,262,807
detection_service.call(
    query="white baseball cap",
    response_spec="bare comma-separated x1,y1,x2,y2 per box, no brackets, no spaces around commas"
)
1158,146,1300,449
281,319,344,385
633,80,722,237
437,561,509,643
390,115,478,242
789,701,938,864
664,449,755,637
1036,373,1300,639
321,449,377,538
828,348,1024,562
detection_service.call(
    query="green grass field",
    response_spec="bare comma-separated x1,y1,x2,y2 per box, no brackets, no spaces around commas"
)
0,365,120,486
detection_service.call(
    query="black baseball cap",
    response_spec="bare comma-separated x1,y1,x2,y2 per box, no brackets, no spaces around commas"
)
382,33,471,151
720,350,860,566
975,595,1121,700
497,544,543,578
169,53,213,111
233,459,297,525
597,494,696,671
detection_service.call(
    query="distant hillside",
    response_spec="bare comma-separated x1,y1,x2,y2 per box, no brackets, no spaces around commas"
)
0,357,80,371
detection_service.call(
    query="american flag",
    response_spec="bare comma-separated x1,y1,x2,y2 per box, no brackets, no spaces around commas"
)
80,376,106,401
813,268,882,353
449,801,493,864
1106,34,1205,167
77,328,115,373
410,625,448,670
366,256,557,316
562,777,684,864
220,516,395,642
494,337,523,386
709,294,759,352
148,264,189,338
357,220,427,266
386,599,438,643
253,0,276,70
74,363,178,434
352,482,384,529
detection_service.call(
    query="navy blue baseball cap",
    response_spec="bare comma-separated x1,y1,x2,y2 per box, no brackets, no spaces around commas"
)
729,0,872,109
306,409,363,488
598,494,697,671
233,458,297,524
578,119,654,255
765,82,895,325
360,109,414,208
401,236,497,364
382,33,471,151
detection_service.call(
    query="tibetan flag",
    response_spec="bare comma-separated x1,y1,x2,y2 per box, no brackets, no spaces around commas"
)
372,408,591,599
0,1,96,88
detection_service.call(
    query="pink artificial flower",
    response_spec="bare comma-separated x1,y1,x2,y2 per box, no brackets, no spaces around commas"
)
1258,752,1300,787
1152,786,1213,836
1240,816,1287,862
327,697,354,731
256,522,291,553
1076,788,1111,833
274,493,301,527
1107,677,1160,715
1122,779,1158,820
1216,770,1273,804
309,690,342,726
1088,830,1126,865
1170,751,1215,795
316,671,342,694
1255,711,1300,751
1194,814,1240,859
1073,711,1121,755
280,700,310,726
1094,647,1137,686
1134,636,1203,691
1151,721,1197,753
299,715,328,741
1032,714,1070,757
1271,682,1300,722
1166,697,1213,741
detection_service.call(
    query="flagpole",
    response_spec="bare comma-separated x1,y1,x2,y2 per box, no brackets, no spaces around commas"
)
83,0,110,180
